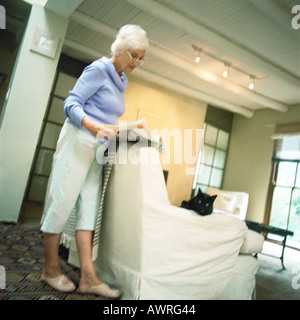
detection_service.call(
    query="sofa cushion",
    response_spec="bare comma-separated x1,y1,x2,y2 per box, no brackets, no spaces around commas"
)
206,187,249,219
214,193,237,213
240,229,264,254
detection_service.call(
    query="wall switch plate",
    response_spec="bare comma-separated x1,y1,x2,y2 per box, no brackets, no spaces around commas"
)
30,27,60,59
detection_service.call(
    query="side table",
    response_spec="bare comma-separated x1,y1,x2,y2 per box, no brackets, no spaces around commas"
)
245,220,294,270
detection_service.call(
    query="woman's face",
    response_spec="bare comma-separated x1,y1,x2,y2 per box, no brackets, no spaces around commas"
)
117,49,146,73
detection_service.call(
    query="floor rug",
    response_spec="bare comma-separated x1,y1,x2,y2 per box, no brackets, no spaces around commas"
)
0,222,106,300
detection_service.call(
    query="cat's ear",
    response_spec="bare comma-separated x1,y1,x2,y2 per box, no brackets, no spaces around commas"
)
197,188,203,196
210,195,217,203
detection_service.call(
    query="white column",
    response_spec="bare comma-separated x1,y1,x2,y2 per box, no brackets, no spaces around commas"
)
0,4,69,222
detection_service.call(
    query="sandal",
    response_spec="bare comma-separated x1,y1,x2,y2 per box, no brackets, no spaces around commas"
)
77,283,121,298
41,273,76,292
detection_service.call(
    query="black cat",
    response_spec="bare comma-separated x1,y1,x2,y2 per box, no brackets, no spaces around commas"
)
181,189,217,216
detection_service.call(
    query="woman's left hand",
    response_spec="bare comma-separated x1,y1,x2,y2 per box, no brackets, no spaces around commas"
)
96,125,118,140
81,116,118,140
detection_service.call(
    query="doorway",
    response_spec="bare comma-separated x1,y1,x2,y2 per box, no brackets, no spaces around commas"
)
19,55,88,224
268,160,300,248
266,134,300,248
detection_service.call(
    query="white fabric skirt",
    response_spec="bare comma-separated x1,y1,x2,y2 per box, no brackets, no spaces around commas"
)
41,123,103,233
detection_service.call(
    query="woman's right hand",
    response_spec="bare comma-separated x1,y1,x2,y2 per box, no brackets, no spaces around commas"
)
81,116,118,140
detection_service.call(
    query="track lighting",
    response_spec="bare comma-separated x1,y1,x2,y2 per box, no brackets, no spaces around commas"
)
195,50,202,63
249,75,255,90
192,44,259,91
192,45,202,63
222,63,231,78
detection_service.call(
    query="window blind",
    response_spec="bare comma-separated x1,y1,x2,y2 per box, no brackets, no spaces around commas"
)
271,122,300,140
273,136,300,161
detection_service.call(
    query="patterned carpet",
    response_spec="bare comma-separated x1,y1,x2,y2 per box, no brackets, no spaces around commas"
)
0,222,106,300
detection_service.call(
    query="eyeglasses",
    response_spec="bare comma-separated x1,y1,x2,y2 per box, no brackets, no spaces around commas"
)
126,51,145,66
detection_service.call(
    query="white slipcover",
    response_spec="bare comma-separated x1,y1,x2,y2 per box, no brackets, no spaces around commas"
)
68,143,262,299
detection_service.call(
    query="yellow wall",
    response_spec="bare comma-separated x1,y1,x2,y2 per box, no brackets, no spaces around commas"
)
120,75,207,206
223,104,300,223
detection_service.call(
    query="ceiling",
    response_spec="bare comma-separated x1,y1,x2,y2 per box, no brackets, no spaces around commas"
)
6,0,300,117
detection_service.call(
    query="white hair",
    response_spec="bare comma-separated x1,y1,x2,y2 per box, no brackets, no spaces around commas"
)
111,25,149,55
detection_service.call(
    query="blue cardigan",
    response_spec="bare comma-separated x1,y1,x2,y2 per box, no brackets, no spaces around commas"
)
64,56,128,135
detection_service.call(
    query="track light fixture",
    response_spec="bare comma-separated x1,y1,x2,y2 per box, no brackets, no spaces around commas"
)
222,62,231,78
249,75,256,90
195,54,201,63
195,50,202,63
192,45,202,63
192,44,260,90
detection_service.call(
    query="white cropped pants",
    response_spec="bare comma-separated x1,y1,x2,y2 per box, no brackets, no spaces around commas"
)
41,123,103,234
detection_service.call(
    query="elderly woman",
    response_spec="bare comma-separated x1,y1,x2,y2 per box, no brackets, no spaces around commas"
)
40,25,148,298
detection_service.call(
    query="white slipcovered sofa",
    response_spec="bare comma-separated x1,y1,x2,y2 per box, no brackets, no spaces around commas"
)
68,143,263,299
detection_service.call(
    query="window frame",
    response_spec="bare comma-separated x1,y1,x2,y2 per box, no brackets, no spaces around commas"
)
193,123,230,196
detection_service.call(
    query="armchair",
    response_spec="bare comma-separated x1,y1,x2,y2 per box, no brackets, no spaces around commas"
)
68,143,263,299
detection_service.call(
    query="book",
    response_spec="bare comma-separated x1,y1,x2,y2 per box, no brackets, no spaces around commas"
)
114,118,149,133
97,118,163,153
115,119,165,152
113,118,153,142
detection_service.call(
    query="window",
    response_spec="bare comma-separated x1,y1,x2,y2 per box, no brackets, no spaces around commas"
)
266,135,300,247
25,72,78,202
193,124,230,195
